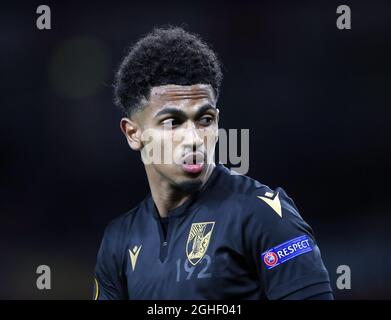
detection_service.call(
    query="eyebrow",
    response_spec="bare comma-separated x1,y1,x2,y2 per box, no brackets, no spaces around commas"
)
154,103,216,119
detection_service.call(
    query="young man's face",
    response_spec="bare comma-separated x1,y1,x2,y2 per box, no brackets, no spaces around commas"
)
121,84,219,192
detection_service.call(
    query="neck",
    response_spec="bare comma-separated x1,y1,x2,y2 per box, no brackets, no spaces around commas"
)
145,164,215,218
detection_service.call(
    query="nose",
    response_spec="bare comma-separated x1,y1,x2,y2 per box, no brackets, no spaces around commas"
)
181,121,203,151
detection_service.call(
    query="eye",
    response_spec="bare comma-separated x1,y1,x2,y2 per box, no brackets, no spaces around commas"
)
161,118,181,128
198,115,214,126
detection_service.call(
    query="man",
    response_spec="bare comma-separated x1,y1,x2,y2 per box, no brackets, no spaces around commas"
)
93,27,333,300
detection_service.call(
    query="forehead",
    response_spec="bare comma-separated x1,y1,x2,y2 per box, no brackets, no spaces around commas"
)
148,84,216,111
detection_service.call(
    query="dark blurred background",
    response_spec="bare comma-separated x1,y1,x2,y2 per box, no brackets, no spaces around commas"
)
0,0,390,299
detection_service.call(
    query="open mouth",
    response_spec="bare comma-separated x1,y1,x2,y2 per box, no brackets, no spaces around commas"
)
181,152,205,174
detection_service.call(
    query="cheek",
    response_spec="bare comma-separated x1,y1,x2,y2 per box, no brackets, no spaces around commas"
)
140,128,168,164
203,128,218,150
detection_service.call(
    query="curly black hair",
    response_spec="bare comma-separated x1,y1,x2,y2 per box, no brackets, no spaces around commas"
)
113,26,223,117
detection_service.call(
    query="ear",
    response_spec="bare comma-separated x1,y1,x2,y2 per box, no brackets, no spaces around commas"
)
120,117,143,151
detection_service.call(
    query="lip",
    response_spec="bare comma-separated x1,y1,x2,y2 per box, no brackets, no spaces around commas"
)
182,163,204,174
181,152,205,174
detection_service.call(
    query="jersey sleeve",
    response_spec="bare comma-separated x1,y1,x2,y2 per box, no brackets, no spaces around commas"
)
93,220,128,300
245,186,333,300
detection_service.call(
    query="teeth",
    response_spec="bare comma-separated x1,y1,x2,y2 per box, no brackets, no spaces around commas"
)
183,154,203,165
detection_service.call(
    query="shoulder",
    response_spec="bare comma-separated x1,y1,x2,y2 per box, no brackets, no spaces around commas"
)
102,200,144,242
97,200,146,265
219,166,308,228
249,186,303,222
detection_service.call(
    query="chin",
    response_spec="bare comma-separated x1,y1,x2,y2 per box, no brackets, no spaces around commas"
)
175,178,204,194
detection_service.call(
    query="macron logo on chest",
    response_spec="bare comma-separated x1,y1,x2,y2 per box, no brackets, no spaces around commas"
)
129,245,142,271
